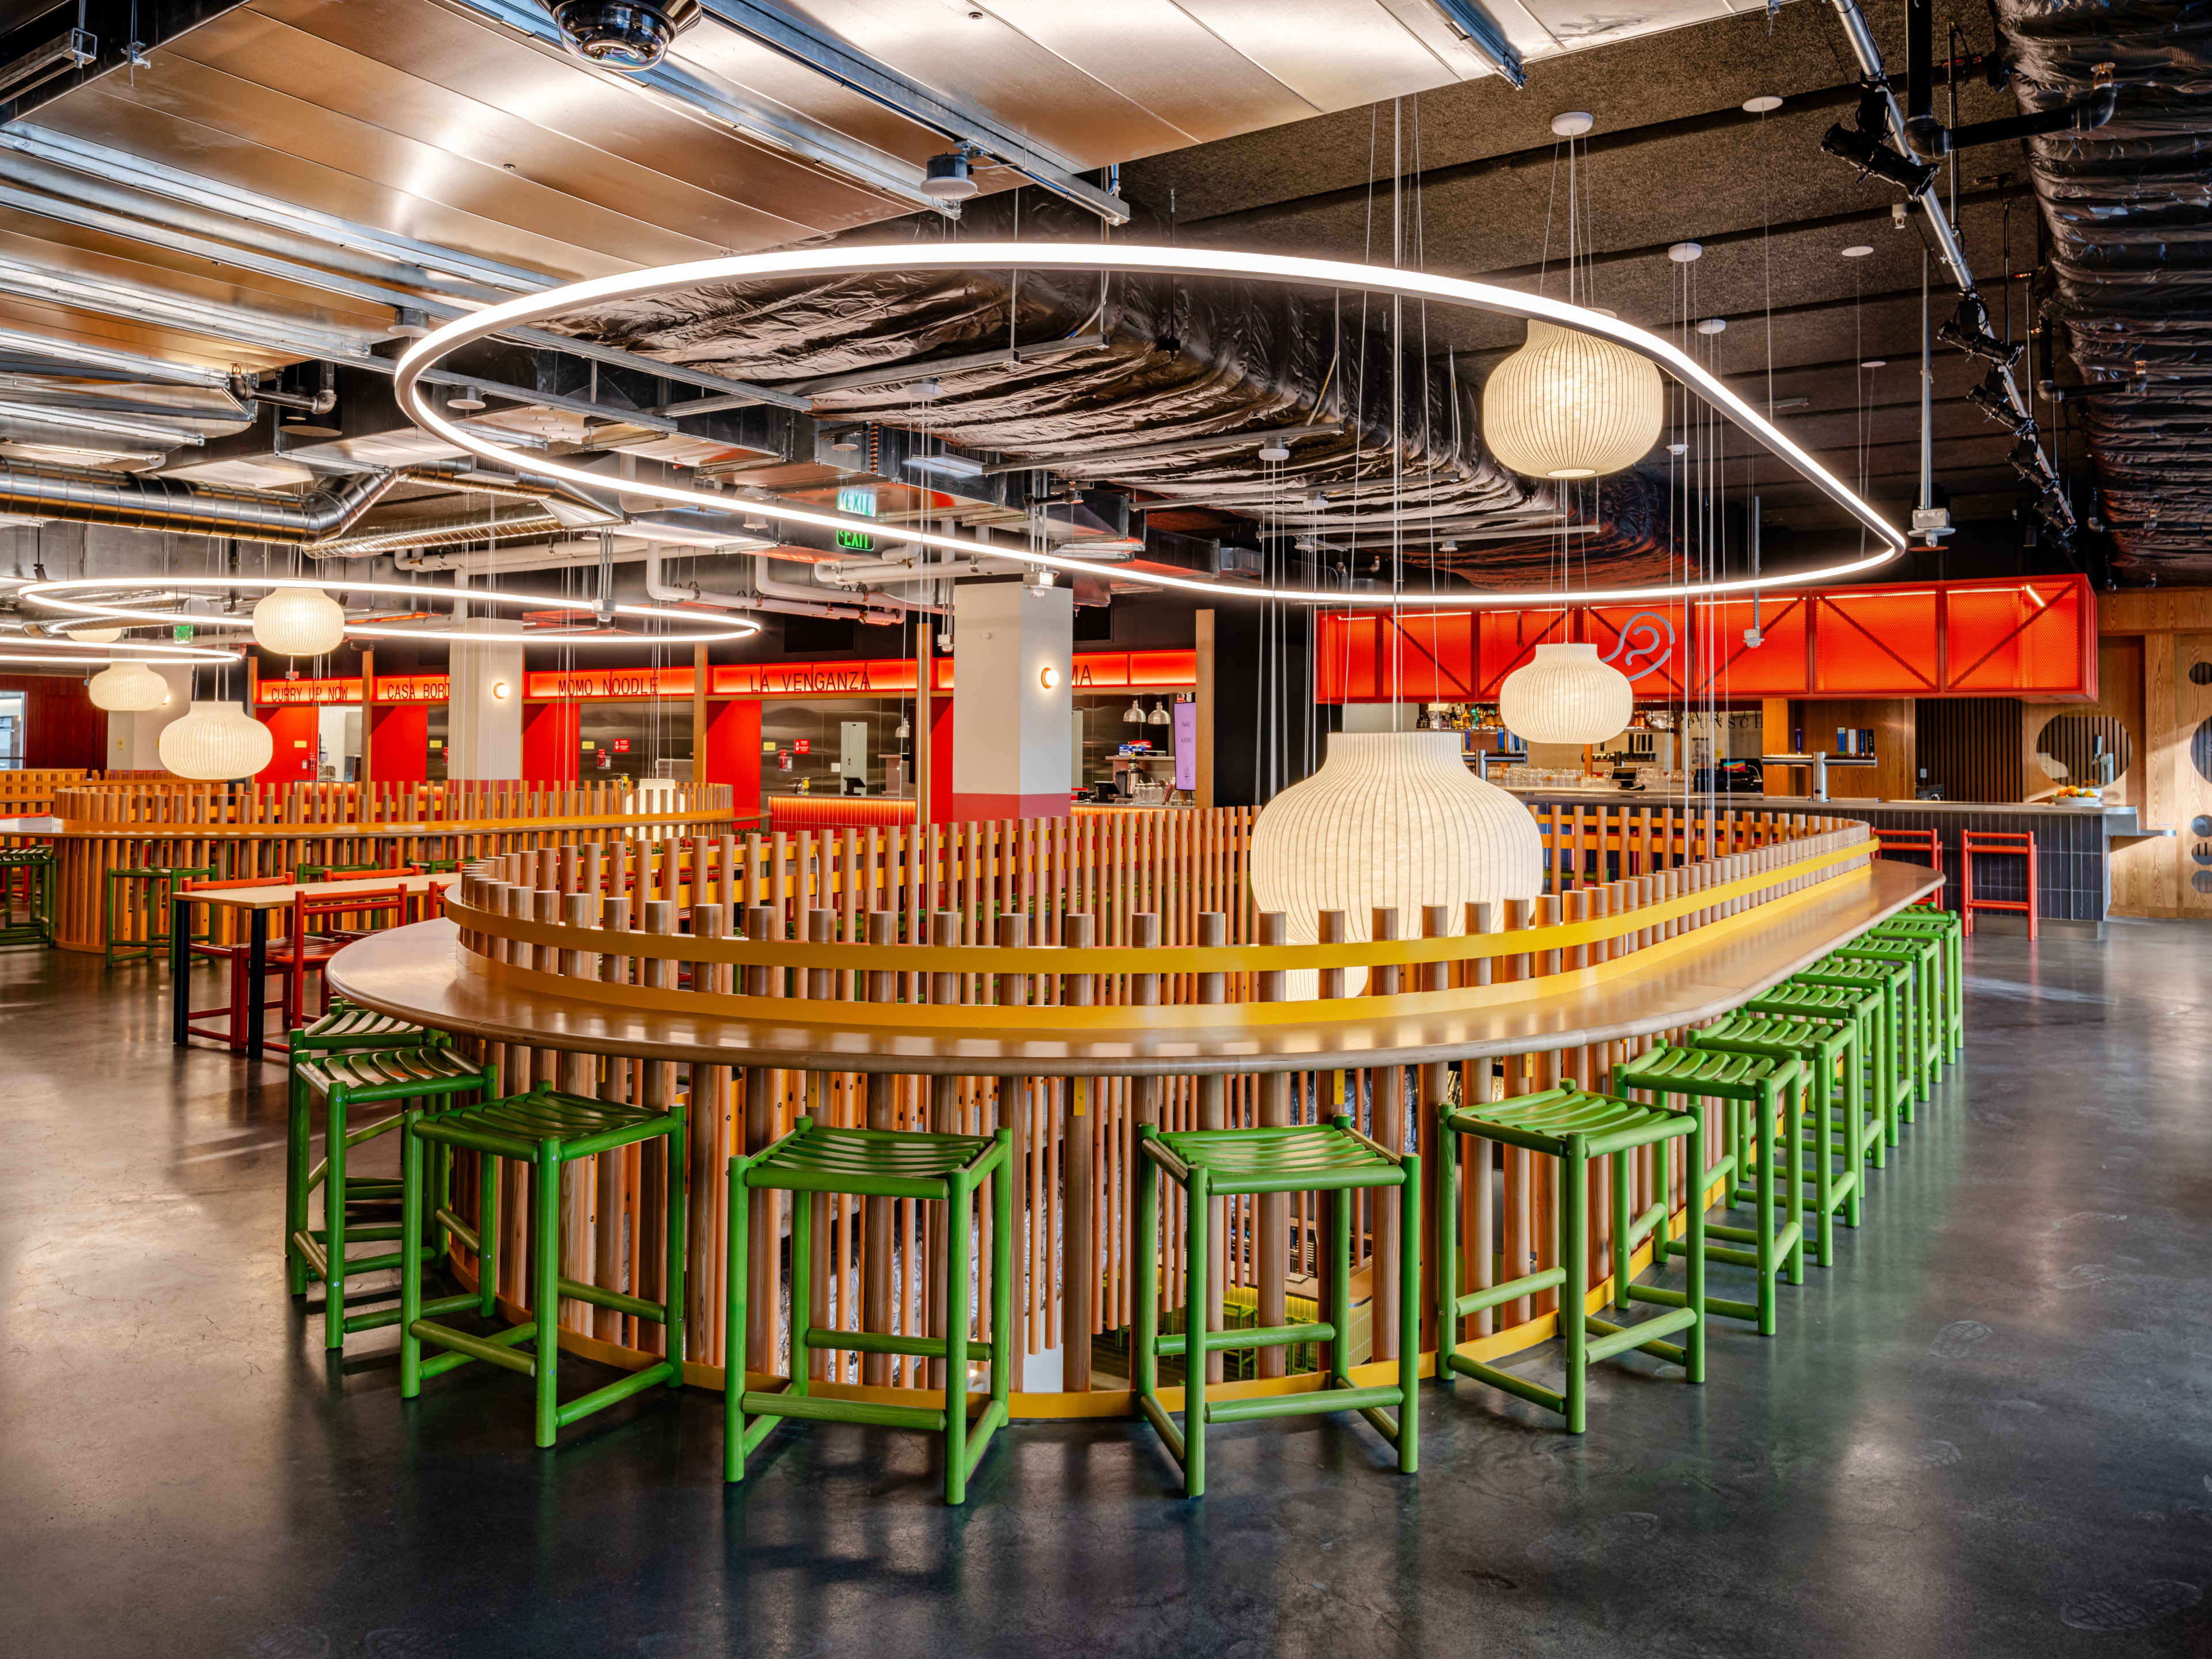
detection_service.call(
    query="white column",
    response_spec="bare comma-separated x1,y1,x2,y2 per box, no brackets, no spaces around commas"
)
104,666,191,771
446,618,523,781
951,578,1072,820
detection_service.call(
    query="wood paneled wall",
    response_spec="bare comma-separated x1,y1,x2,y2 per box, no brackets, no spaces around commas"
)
2093,589,2212,918
1916,697,2024,802
1786,699,1916,801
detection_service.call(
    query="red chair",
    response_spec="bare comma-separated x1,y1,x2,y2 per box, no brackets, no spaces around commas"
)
285,885,411,1027
1874,827,1946,908
180,877,290,1052
1960,830,2037,939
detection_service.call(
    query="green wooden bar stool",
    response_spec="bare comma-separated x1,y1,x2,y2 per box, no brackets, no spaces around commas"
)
1688,1012,1865,1266
1609,1047,1804,1336
1791,957,1915,1145
1870,910,1964,1065
285,999,453,1295
1833,937,1942,1103
400,1081,687,1448
1745,982,1892,1167
726,1116,1014,1506
1437,1087,1705,1434
103,863,213,966
294,859,386,883
0,846,55,946
291,1045,497,1349
1137,1118,1418,1495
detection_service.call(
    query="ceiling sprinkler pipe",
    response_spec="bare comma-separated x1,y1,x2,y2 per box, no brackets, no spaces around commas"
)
640,539,893,623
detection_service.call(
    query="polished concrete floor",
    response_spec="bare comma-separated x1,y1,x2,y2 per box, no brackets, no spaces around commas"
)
5,924,2209,1657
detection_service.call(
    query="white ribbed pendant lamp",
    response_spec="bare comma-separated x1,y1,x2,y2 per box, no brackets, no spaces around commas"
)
1249,731,1544,997
251,586,347,657
1499,642,1634,745
159,700,272,780
87,660,168,712
1481,316,1664,479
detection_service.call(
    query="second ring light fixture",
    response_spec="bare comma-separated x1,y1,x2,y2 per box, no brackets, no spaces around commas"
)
392,241,1910,611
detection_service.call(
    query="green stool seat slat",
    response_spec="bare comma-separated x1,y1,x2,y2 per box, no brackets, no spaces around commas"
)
402,1082,687,1448
1609,1046,1804,1336
1438,1086,1704,1434
289,1042,496,1348
1137,1118,1417,1494
726,1116,1013,1506
1688,1012,1868,1265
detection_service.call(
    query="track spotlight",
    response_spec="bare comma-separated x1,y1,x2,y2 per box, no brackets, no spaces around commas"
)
1820,85,1937,195
1938,294,2022,368
2009,435,2048,483
1967,369,2034,435
547,0,699,70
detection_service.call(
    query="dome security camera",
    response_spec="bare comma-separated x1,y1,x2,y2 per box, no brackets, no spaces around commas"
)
547,0,700,70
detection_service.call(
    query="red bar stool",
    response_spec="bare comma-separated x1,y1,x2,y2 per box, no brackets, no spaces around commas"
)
1874,827,1945,908
1960,830,2037,939
284,886,411,1028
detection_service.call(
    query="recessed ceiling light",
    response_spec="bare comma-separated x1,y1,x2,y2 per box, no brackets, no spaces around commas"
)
1861,358,1887,368
1743,94,1783,113
1551,111,1594,138
1841,244,1875,258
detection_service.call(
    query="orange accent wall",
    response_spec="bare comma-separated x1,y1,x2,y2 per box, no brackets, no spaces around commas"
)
704,699,762,823
522,702,580,783
1315,575,2097,703
257,704,317,784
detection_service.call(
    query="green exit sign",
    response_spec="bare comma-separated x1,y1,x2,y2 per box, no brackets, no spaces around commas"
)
836,485,876,552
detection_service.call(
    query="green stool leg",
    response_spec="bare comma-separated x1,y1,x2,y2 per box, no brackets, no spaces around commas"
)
664,1107,686,1391
725,1154,749,1483
1560,1138,1588,1435
1396,1154,1420,1474
399,1111,425,1399
1683,1111,1707,1384
1135,1149,1158,1408
533,1140,561,1448
324,1086,350,1350
478,1152,500,1319
944,1170,972,1505
991,1132,1012,1428
1184,1165,1209,1498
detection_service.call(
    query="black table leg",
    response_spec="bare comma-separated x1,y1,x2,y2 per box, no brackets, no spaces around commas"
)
171,896,190,1046
247,908,268,1060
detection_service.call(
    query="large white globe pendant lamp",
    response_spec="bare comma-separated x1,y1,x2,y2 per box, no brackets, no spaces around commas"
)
1498,642,1634,746
86,660,168,712
251,586,347,657
1480,317,1665,479
1249,731,1544,997
159,700,272,780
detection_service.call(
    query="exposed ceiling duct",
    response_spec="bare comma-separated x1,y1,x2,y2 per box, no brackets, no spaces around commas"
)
556,195,1667,586
1995,0,2212,577
0,462,397,542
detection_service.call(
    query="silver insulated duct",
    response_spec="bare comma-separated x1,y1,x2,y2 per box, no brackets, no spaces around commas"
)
0,461,397,543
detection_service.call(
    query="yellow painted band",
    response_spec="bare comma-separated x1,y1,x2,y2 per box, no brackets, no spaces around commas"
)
461,865,1869,1032
449,840,1869,976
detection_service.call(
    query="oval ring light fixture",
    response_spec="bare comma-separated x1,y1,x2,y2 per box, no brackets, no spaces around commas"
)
395,243,1906,609
21,574,762,646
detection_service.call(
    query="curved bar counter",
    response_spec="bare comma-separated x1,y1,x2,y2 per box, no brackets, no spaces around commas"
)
325,802,1939,1423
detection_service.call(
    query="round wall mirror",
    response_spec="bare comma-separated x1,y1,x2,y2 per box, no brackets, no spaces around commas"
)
2036,714,2133,787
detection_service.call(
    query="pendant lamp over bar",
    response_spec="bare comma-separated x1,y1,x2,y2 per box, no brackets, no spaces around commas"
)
1249,731,1543,997
1481,317,1666,479
1498,642,1634,744
159,700,272,781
